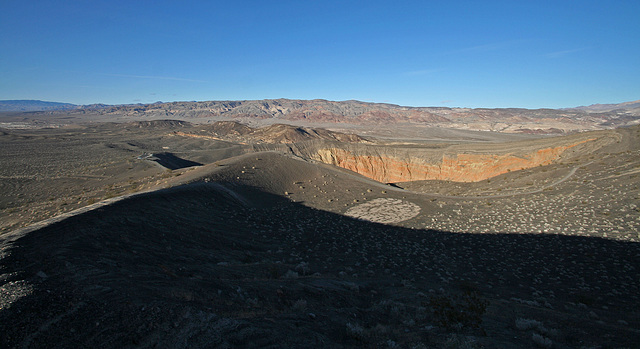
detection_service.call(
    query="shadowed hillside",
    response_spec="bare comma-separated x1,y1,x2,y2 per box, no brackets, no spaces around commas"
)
1,182,638,348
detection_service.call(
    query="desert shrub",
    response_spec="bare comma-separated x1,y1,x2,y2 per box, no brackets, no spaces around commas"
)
292,299,307,312
282,270,299,279
294,262,310,275
345,322,367,342
444,334,480,349
515,318,558,337
410,344,429,349
427,291,488,330
386,339,400,348
374,300,407,322
532,333,553,348
515,318,544,331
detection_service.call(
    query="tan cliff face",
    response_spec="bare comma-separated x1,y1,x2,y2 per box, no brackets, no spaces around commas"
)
309,139,596,183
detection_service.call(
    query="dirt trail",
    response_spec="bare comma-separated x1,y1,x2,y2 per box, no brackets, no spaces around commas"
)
426,161,594,200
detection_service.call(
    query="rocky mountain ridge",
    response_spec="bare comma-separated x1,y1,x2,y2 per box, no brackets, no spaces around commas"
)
170,120,368,144
563,99,640,113
6,98,640,133
59,98,640,133
0,100,78,112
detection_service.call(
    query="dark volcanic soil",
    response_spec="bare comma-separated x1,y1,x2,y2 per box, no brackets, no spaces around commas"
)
1,149,639,348
1,179,638,348
0,122,246,234
1,119,639,348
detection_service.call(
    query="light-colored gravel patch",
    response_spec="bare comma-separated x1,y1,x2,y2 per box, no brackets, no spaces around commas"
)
345,198,421,223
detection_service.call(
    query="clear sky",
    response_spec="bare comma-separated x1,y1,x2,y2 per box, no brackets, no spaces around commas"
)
1,0,638,108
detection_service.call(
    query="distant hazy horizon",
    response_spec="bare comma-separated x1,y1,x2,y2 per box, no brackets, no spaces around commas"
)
1,97,639,112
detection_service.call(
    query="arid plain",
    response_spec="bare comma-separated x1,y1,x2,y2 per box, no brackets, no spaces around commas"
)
1,101,639,348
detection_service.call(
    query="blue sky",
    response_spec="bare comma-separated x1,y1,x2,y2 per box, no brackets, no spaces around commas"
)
1,0,638,108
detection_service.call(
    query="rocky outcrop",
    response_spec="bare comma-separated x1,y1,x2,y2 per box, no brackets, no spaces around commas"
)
122,120,193,128
174,121,368,144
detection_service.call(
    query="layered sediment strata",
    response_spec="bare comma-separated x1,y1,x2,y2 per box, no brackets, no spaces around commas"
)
311,141,589,182
290,132,616,183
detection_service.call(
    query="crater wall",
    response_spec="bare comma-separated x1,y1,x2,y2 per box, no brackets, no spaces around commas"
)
288,131,617,183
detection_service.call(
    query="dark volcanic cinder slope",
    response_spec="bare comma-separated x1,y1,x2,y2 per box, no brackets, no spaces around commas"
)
142,152,203,170
1,151,639,348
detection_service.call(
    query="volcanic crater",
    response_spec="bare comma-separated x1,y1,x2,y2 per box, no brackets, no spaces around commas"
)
1,114,639,348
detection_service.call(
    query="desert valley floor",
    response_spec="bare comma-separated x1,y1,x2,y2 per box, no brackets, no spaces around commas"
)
0,115,639,348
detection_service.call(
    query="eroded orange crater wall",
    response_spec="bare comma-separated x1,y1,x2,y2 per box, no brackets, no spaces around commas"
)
313,140,590,183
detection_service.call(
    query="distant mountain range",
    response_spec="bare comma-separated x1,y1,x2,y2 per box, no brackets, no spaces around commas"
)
2,99,639,133
3,98,640,113
0,100,78,112
562,100,640,113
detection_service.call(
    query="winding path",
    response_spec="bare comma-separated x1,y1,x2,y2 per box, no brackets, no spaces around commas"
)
428,160,595,200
